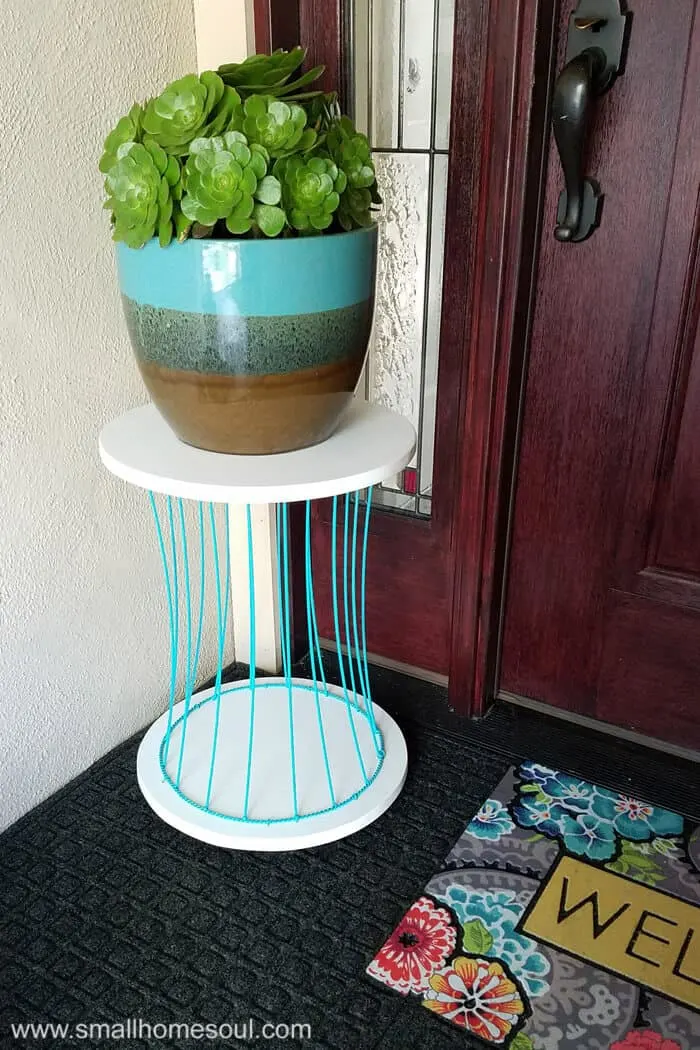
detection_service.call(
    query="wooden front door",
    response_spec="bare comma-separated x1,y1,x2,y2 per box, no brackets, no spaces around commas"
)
500,2,700,748
258,0,700,736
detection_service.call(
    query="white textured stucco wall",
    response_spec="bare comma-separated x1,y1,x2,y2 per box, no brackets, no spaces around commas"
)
0,0,209,832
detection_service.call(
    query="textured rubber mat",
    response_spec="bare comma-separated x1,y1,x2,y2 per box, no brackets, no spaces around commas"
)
0,722,512,1050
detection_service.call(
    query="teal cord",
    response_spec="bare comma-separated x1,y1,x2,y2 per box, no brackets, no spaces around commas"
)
191,501,207,690
242,504,257,819
350,490,367,699
330,497,350,701
281,504,293,676
175,500,192,786
331,495,368,784
342,493,359,700
306,515,327,694
276,503,298,817
204,503,231,810
360,488,382,753
275,503,290,681
177,501,207,787
305,500,335,806
148,494,178,769
159,680,385,824
148,492,384,826
165,498,180,764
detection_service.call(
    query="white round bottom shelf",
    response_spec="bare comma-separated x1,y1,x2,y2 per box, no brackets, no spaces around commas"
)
137,678,408,851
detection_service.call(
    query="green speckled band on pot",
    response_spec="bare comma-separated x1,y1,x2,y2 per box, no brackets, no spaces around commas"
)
122,298,373,376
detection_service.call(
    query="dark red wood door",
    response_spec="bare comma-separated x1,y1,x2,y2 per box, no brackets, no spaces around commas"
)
500,2,700,747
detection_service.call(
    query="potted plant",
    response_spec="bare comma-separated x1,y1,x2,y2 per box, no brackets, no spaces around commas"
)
99,48,381,454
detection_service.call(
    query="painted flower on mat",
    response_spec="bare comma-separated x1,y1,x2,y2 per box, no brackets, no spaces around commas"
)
514,795,583,844
610,1031,681,1050
513,763,684,863
367,896,457,995
519,763,598,812
558,812,618,862
465,799,516,842
591,792,683,842
423,956,525,1043
439,886,550,999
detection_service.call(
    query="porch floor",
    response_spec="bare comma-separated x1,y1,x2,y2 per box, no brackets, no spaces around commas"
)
1,666,699,1050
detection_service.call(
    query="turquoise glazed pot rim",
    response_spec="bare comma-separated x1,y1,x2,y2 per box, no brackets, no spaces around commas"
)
122,224,378,256
130,224,377,248
117,225,379,317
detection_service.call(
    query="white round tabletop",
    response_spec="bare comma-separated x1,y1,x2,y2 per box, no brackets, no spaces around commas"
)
99,401,416,504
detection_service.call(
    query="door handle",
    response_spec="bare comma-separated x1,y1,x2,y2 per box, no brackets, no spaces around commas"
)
552,49,607,242
551,0,631,243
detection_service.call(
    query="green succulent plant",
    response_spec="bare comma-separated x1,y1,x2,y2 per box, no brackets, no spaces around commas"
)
181,132,282,236
327,117,376,189
99,103,143,173
239,96,316,157
337,185,381,231
218,47,325,102
100,48,383,245
142,71,242,155
306,92,341,132
104,139,180,248
276,154,346,232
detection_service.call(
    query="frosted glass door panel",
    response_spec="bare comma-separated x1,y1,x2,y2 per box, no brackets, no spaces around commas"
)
352,0,455,515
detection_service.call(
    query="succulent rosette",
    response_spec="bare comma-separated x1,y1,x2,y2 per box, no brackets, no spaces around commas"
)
276,154,346,231
104,139,181,248
180,132,282,236
337,186,378,231
142,72,242,155
327,116,376,189
99,103,144,174
239,96,316,157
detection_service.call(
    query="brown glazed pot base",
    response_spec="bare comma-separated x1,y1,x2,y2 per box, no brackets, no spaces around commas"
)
138,355,367,454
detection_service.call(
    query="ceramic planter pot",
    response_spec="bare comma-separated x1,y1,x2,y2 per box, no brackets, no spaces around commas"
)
116,226,378,454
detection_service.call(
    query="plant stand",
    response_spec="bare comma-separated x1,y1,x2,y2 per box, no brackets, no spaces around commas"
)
99,401,416,851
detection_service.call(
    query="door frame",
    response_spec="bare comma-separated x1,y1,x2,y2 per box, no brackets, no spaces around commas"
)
253,0,557,715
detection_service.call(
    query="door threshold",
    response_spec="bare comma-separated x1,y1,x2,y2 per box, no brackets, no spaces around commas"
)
319,639,449,688
500,690,700,765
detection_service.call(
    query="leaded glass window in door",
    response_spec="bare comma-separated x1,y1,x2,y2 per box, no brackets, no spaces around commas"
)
351,0,455,516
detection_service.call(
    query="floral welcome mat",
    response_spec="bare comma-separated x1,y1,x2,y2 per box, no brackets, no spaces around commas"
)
367,763,700,1049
